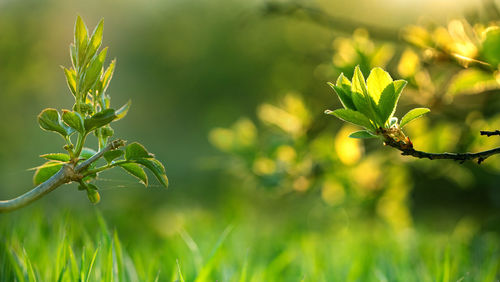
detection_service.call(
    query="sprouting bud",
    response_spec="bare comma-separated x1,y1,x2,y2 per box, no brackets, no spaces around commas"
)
101,126,114,138
73,103,94,115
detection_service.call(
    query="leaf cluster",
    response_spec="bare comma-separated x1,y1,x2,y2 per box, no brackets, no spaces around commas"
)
325,66,430,143
34,16,167,204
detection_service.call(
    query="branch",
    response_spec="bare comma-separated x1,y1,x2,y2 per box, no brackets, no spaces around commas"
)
262,2,400,41
384,135,500,164
480,130,500,137
0,139,125,213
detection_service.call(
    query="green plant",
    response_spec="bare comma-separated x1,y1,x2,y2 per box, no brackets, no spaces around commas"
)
325,65,500,163
0,16,168,212
325,65,430,145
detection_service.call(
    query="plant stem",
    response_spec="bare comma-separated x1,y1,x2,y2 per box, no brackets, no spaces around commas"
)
0,139,125,213
384,133,500,164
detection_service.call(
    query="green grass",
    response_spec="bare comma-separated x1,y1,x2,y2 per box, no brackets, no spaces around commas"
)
1,207,499,282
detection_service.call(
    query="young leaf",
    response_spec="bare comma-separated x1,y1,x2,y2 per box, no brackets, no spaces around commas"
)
80,148,97,160
101,59,116,94
351,66,383,126
325,109,374,130
38,108,71,137
328,82,356,110
366,67,393,103
103,150,124,163
84,108,116,131
83,47,108,93
118,163,148,186
336,73,352,92
63,67,77,96
125,142,153,160
400,108,430,128
33,162,63,185
84,19,104,66
62,110,85,133
74,16,89,67
378,80,407,124
86,184,100,204
348,130,378,139
40,153,70,162
69,44,77,69
114,100,131,121
135,158,168,187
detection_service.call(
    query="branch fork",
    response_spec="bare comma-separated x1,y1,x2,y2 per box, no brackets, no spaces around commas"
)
0,139,125,213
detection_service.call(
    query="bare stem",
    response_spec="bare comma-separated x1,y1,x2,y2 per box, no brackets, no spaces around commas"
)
384,134,500,164
0,139,125,213
480,130,500,137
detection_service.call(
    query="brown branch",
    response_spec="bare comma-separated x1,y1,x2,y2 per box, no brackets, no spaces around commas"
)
480,130,500,137
384,134,500,164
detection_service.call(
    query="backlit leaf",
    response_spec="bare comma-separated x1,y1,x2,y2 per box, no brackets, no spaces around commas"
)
325,109,374,130
400,108,430,128
103,150,124,163
84,109,116,131
125,142,153,160
62,110,85,133
38,108,71,137
119,163,148,186
33,162,63,185
135,158,168,188
366,67,393,103
348,130,378,139
40,153,70,162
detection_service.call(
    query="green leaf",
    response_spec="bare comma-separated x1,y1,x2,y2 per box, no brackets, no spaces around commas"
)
103,150,124,163
84,109,116,131
40,153,70,162
80,147,97,160
83,47,107,93
62,110,85,133
114,100,131,121
74,15,89,67
86,184,100,204
125,142,154,160
336,73,352,92
69,44,77,69
101,59,116,94
63,67,77,96
328,82,356,110
135,158,168,188
84,19,104,66
118,163,148,186
482,27,500,66
400,108,430,128
325,109,374,130
378,80,407,125
38,108,71,137
33,161,63,185
348,130,378,139
351,66,382,126
366,67,393,103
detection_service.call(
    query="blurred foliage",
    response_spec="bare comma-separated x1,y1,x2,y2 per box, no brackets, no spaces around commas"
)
209,14,500,229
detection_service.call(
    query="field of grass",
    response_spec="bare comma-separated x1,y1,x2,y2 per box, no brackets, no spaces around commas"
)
1,205,499,282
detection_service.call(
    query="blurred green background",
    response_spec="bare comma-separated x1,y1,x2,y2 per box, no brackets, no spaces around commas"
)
1,0,500,280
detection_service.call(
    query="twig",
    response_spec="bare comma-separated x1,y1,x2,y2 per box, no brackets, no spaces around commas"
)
0,139,125,213
384,135,500,164
480,130,500,137
262,2,400,41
